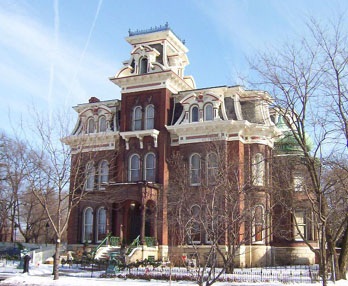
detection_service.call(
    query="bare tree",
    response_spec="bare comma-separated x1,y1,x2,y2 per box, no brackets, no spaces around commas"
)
23,109,88,280
167,142,270,286
250,14,348,283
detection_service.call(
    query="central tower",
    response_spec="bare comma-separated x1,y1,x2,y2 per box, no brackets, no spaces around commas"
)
110,24,195,257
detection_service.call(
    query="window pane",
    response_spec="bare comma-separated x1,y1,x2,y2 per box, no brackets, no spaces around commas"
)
204,104,213,121
86,162,95,190
99,160,109,185
140,57,148,74
84,208,93,242
190,154,201,185
130,155,140,182
191,106,199,122
254,206,264,242
97,208,106,241
294,210,307,240
88,118,95,133
133,107,142,130
207,153,218,184
99,116,107,132
145,153,155,182
146,105,154,129
252,153,264,186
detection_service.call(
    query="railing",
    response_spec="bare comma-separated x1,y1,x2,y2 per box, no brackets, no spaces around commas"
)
145,237,156,247
109,236,120,247
92,233,112,258
126,236,140,255
124,265,320,284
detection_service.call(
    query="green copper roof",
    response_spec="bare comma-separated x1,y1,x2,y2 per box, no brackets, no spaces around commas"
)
275,116,313,153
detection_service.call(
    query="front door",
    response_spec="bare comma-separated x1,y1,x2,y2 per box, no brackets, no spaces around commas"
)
128,203,141,243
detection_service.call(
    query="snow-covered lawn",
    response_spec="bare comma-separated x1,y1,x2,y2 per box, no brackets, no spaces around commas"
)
0,262,347,286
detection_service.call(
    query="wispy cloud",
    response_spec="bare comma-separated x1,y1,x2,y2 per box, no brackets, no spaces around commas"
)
67,0,104,98
0,2,118,133
48,0,60,123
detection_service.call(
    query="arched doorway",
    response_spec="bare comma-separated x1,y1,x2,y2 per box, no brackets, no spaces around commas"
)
127,201,141,243
145,201,156,237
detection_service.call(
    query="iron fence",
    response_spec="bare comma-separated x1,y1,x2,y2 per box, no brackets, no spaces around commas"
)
125,264,320,284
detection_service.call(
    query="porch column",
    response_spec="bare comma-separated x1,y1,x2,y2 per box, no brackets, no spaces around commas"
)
154,206,158,244
140,204,146,244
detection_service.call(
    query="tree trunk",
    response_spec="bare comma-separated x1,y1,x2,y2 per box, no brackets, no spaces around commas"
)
53,239,60,280
338,226,348,280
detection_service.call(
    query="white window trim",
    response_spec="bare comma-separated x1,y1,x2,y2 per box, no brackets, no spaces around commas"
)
206,152,218,185
87,117,95,134
133,106,142,131
82,207,93,243
98,160,109,189
145,104,155,130
129,154,141,182
190,105,200,123
252,153,265,186
85,161,95,191
144,152,156,182
204,103,214,121
190,153,201,186
96,207,107,243
139,57,148,74
252,205,265,244
189,205,201,244
294,209,309,241
98,115,107,132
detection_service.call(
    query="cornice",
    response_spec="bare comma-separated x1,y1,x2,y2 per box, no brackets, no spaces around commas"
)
166,120,281,148
120,129,160,150
110,71,193,94
62,132,119,154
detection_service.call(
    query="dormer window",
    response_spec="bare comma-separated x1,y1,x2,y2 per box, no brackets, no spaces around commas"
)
191,106,199,122
133,106,142,131
130,59,135,73
204,104,213,121
145,105,155,129
99,116,107,132
139,57,148,74
87,117,95,133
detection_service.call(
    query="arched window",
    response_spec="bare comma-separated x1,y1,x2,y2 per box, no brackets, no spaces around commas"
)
133,106,142,131
191,106,199,122
87,117,95,133
189,205,201,244
98,160,109,188
190,154,201,185
97,207,107,242
129,154,140,182
253,205,264,243
82,207,93,243
139,57,148,74
85,161,95,190
252,153,264,186
145,105,155,129
99,116,107,132
206,152,218,184
204,104,213,121
144,153,156,182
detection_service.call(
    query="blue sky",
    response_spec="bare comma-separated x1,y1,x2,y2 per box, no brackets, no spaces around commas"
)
0,0,346,135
